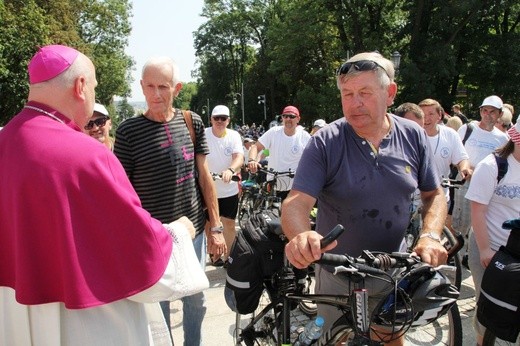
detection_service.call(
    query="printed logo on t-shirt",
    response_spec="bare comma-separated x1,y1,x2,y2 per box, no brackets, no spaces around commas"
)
291,145,300,154
225,146,233,156
440,147,450,159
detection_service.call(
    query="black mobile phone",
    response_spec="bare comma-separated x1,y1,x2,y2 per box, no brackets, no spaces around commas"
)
320,224,345,248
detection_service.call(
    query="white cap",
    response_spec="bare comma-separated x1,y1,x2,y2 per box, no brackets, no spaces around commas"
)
211,105,230,117
313,119,326,128
93,103,109,117
480,95,503,110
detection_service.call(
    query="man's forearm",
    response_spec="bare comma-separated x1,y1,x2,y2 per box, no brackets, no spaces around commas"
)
281,192,315,240
421,188,447,236
196,155,220,226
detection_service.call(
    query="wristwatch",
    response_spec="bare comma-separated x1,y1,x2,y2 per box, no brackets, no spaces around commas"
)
228,167,235,174
210,224,224,233
419,231,442,242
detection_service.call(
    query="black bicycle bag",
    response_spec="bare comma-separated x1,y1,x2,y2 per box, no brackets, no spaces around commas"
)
477,221,520,342
225,210,285,314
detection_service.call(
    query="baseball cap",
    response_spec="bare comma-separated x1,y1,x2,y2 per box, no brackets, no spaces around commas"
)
28,45,80,84
243,137,254,143
313,119,326,128
211,105,230,117
93,103,109,117
480,95,503,110
282,105,300,117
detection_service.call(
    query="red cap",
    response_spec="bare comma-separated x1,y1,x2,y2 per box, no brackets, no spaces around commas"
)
28,45,80,84
282,105,300,117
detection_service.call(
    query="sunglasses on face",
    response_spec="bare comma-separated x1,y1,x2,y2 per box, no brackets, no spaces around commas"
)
212,116,229,122
85,117,109,130
336,60,389,78
282,114,297,119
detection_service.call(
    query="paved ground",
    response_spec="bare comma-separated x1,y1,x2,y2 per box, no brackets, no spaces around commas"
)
169,258,478,345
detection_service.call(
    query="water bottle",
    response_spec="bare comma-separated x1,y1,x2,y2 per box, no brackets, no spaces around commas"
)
294,316,324,345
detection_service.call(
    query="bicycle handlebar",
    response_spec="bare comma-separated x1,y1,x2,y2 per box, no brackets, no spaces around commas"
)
441,178,465,188
211,172,240,182
314,224,463,275
256,166,295,178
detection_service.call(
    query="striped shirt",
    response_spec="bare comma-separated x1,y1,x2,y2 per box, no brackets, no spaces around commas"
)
114,109,209,235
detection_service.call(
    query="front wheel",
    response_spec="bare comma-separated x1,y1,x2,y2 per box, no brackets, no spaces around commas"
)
404,303,462,345
482,329,520,346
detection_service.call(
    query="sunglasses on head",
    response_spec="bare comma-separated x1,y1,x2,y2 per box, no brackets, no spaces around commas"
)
336,60,389,77
84,117,109,130
282,114,297,119
212,116,228,122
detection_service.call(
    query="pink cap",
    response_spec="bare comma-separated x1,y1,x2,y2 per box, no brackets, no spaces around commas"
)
282,105,300,117
28,45,80,84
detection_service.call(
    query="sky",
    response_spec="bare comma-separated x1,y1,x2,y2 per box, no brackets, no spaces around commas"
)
126,0,206,102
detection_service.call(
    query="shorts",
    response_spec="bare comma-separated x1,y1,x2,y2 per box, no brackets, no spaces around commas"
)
216,194,239,219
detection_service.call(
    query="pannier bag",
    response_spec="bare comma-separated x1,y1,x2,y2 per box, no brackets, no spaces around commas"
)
225,210,285,314
477,219,520,342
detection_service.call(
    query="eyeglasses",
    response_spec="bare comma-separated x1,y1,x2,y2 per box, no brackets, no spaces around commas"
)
282,114,297,119
212,116,229,122
84,117,109,130
336,60,389,77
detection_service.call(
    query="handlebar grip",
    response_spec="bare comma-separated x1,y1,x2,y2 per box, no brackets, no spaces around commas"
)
317,253,350,266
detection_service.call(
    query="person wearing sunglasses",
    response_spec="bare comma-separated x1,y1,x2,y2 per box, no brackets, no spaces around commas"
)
204,105,244,266
84,102,113,150
247,105,311,201
281,52,449,346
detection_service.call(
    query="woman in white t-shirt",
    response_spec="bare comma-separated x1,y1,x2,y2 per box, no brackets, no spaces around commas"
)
466,121,520,344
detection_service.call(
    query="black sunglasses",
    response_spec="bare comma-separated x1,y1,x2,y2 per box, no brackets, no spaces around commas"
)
85,117,109,130
336,60,389,77
212,116,229,122
282,114,297,119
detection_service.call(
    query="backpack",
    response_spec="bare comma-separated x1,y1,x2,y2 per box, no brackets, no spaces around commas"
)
477,219,520,342
225,210,286,314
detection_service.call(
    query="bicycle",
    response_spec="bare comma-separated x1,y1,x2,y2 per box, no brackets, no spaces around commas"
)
234,224,464,346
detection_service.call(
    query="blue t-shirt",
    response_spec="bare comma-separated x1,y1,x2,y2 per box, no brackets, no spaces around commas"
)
293,115,439,256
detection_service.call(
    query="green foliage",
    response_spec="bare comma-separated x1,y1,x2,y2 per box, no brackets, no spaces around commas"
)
193,0,520,123
0,1,51,125
0,0,133,126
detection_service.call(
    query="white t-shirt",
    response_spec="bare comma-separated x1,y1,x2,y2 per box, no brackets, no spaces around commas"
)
428,125,469,201
205,128,244,198
258,125,311,191
465,153,520,251
458,122,509,168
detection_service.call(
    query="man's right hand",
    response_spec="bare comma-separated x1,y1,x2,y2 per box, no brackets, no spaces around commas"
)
247,160,260,173
285,231,337,269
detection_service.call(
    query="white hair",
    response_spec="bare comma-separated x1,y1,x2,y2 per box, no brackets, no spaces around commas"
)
142,56,180,85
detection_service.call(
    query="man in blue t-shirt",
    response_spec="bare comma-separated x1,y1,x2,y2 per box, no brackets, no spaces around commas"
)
281,52,448,344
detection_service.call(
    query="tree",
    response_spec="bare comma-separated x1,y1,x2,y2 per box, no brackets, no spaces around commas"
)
0,0,134,125
0,1,51,125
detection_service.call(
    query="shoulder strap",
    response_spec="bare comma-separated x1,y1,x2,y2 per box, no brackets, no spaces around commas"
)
182,110,196,146
462,122,474,145
494,154,509,183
